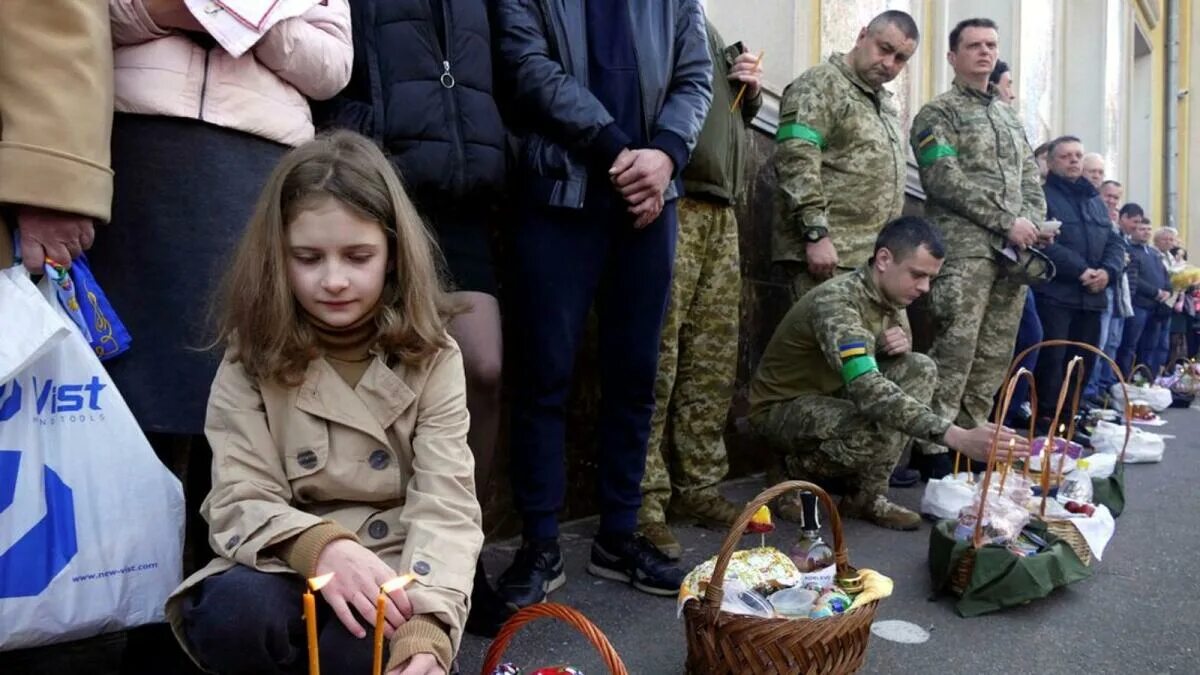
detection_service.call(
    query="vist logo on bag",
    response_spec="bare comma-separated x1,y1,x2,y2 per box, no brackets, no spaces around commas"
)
0,376,107,422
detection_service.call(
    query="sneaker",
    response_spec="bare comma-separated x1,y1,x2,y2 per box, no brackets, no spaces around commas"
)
668,491,742,529
586,533,685,596
840,493,921,531
638,521,682,560
465,564,516,638
496,539,565,610
888,467,921,488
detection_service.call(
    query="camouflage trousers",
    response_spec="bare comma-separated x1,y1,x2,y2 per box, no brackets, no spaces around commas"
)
638,198,741,524
751,352,938,498
916,257,1026,455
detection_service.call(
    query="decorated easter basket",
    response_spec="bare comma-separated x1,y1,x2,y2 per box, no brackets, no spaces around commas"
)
683,481,879,674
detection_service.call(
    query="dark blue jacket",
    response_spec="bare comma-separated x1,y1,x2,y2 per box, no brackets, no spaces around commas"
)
493,0,712,209
316,0,507,206
1129,242,1172,315
1035,173,1125,312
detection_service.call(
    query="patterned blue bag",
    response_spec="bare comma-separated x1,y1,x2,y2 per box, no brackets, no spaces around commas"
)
43,256,131,361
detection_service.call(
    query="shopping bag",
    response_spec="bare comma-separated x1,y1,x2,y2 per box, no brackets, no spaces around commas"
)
0,269,184,650
1109,381,1172,412
1091,420,1165,464
0,267,69,382
919,473,976,521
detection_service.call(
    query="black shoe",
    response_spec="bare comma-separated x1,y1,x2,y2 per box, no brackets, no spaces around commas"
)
496,539,565,610
586,533,684,597
888,467,921,488
909,452,952,481
465,563,516,638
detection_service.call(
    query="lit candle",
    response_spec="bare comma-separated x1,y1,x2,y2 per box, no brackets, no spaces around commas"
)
373,574,416,675
306,573,334,675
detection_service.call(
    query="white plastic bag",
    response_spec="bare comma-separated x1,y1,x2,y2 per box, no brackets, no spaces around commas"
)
0,267,69,382
0,270,185,650
920,473,976,521
1109,382,1172,412
1091,420,1165,464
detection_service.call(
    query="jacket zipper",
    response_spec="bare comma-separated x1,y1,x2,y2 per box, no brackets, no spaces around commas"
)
198,48,211,122
434,0,466,195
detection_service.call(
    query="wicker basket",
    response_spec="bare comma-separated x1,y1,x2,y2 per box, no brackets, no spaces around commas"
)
683,481,878,675
481,603,627,675
960,340,1133,576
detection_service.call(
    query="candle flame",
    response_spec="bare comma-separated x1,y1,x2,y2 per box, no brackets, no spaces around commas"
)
308,572,335,592
381,574,415,594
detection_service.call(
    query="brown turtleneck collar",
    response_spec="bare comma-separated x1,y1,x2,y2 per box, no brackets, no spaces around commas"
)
306,309,379,387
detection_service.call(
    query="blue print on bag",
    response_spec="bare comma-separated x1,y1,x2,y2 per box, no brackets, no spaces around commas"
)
0,451,79,598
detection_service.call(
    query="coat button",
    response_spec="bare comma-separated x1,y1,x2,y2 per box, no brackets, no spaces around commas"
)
368,520,389,540
413,560,431,576
368,449,391,470
297,450,318,469
225,535,241,550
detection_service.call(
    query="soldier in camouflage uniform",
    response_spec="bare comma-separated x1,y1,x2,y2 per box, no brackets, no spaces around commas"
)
908,18,1046,478
637,23,763,560
750,217,1028,530
773,10,918,300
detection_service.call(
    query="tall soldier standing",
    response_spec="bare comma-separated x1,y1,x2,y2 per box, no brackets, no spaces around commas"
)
909,18,1048,478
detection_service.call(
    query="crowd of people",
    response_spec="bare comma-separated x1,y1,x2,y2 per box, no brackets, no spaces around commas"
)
0,2,1193,674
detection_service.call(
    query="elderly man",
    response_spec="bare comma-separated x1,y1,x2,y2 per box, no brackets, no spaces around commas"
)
1119,219,1174,376
1082,152,1106,191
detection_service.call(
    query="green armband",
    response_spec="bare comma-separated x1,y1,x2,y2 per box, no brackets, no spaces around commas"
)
840,355,879,385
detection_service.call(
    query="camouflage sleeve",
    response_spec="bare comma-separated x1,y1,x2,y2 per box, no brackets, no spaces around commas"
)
774,72,836,236
1017,140,1047,224
911,105,1016,237
811,301,950,442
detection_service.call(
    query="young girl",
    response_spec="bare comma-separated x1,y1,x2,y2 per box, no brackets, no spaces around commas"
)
165,131,482,675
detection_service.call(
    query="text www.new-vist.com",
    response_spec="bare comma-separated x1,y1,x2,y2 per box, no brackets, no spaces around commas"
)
72,562,158,583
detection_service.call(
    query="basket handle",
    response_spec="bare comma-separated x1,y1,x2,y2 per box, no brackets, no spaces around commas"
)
1035,356,1087,517
480,603,628,675
1130,362,1154,384
972,367,1036,548
1002,339,1133,466
702,481,850,608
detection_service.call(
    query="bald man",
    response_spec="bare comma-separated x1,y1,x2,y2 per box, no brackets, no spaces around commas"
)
1082,153,1106,191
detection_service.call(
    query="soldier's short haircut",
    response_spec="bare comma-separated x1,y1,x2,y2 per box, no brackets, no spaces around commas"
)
1047,135,1083,158
874,216,945,262
949,18,999,52
867,10,920,42
1119,203,1145,219
989,60,1010,85
1102,179,1122,189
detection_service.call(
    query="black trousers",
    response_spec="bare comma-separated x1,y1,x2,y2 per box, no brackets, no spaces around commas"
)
1033,303,1103,417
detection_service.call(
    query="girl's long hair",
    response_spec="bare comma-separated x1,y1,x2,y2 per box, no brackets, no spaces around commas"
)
213,130,457,384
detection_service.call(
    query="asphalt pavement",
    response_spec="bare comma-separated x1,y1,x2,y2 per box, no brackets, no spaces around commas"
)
458,407,1200,675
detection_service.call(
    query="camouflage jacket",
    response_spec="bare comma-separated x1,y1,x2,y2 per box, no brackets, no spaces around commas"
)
749,266,951,443
772,53,907,268
911,78,1045,260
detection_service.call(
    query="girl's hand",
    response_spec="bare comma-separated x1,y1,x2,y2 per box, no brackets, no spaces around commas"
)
314,539,413,638
388,653,445,675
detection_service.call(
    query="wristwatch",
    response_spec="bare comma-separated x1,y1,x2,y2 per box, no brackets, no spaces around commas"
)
804,226,829,243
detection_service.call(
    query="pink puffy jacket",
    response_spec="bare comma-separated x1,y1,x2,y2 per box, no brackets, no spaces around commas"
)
109,0,352,147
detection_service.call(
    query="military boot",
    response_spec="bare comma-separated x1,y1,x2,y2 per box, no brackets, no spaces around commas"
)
637,521,682,560
669,490,742,529
840,493,921,531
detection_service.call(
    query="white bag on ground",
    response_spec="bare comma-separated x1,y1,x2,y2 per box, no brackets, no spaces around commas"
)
0,270,185,650
1109,382,1172,412
1090,420,1166,464
920,472,976,521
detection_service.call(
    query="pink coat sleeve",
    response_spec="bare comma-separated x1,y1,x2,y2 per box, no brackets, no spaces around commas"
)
253,0,353,101
108,0,172,46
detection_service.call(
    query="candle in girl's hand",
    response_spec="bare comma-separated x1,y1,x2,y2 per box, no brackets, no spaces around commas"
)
305,573,335,675
373,574,416,675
